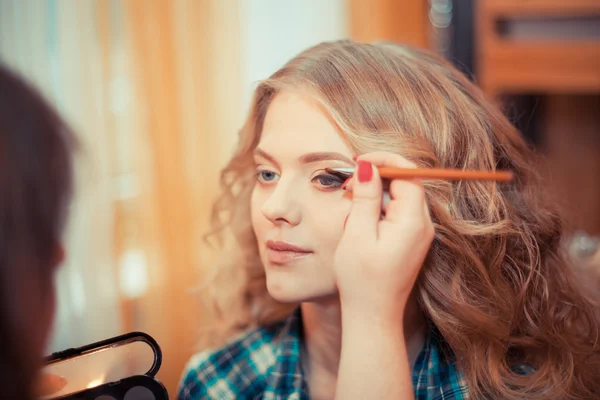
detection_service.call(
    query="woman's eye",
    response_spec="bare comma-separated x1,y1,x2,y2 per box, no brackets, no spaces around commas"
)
312,173,345,189
256,169,280,183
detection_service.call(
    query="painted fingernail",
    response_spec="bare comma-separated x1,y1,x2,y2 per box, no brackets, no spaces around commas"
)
341,176,352,190
357,161,372,183
352,155,358,161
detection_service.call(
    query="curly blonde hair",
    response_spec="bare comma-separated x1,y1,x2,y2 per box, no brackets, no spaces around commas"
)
200,40,600,399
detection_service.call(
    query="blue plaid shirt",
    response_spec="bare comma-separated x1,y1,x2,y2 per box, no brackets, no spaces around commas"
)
178,309,468,399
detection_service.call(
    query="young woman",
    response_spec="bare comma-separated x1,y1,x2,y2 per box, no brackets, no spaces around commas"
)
0,64,76,399
178,41,599,399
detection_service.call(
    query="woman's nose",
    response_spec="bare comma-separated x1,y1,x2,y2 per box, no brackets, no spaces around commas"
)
261,182,301,226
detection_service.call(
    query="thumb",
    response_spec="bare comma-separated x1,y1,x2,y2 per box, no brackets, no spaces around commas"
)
35,373,68,396
344,160,382,240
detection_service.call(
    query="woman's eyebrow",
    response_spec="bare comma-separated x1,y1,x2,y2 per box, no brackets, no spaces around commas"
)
254,148,279,168
299,152,353,165
254,148,354,166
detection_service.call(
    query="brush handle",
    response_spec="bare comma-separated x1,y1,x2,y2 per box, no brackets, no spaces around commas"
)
377,167,513,182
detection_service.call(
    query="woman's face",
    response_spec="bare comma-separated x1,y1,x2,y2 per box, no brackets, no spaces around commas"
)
251,89,354,303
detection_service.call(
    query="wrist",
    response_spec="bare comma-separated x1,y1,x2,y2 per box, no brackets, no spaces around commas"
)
339,292,408,321
340,303,406,335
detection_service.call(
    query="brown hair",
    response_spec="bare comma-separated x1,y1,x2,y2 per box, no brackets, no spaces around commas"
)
202,40,600,399
0,64,76,399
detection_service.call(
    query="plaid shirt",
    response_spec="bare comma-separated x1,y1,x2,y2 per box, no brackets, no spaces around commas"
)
178,309,468,399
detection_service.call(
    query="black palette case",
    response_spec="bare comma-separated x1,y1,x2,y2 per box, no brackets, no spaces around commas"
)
38,332,168,400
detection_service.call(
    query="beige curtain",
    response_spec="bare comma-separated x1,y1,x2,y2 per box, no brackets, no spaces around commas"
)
121,0,243,391
0,0,243,394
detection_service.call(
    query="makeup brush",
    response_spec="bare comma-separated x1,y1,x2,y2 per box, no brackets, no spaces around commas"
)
325,167,514,182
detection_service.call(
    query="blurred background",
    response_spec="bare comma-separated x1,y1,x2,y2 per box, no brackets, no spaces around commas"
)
0,0,598,396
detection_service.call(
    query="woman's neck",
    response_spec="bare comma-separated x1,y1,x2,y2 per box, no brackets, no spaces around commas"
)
300,292,426,399
300,298,343,400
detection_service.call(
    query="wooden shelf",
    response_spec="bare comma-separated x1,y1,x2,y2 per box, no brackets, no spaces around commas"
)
484,0,600,18
476,0,600,97
478,41,600,95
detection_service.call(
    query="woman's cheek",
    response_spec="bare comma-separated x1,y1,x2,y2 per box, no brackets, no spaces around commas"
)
312,197,351,240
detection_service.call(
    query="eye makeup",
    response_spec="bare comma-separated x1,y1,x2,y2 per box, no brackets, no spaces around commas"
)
311,170,346,189
326,168,391,190
254,165,348,191
123,385,155,400
64,375,166,400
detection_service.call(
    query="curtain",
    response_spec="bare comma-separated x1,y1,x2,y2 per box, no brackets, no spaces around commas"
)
0,0,348,393
121,0,243,390
0,0,243,392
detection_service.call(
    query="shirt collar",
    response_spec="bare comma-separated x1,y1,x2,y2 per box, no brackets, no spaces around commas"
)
262,308,309,399
262,308,468,400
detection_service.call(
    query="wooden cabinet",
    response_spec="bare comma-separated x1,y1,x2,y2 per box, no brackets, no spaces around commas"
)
476,0,600,97
476,0,600,271
349,0,429,48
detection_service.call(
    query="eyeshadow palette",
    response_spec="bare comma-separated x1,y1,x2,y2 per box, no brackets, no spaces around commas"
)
37,332,168,400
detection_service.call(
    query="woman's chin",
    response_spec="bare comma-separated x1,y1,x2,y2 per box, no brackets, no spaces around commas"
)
266,278,337,304
266,283,308,303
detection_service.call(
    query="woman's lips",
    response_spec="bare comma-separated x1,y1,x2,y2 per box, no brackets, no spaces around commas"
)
266,240,313,264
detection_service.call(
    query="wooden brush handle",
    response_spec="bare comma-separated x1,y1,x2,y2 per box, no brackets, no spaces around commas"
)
377,167,513,182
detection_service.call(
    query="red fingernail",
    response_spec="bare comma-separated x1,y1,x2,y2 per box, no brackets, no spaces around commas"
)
352,155,358,161
341,176,352,190
357,161,372,183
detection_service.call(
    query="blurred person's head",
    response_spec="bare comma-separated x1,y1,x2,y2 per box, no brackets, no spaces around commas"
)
202,40,599,398
0,64,75,398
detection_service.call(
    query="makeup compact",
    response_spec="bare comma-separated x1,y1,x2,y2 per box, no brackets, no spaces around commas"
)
37,332,168,400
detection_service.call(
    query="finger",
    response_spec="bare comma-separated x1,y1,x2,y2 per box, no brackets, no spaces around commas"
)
344,181,390,215
344,160,382,240
357,152,427,224
35,373,68,396
342,175,354,192
343,175,389,194
384,178,428,224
